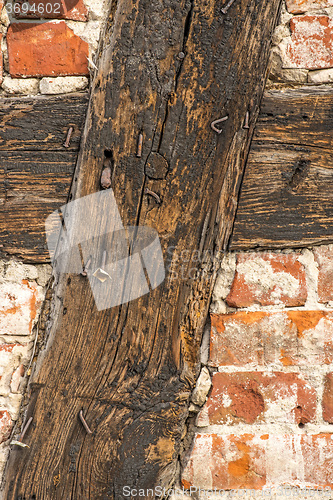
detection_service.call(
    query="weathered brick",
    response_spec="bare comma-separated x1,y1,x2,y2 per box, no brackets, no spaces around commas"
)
314,246,333,303
15,0,88,21
226,253,307,308
0,281,39,336
0,410,12,444
286,0,333,13
182,433,333,490
7,22,89,77
197,372,316,426
210,311,333,367
0,345,19,354
288,16,333,70
323,373,333,423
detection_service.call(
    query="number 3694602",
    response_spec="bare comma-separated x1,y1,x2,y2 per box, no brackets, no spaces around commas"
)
5,2,61,14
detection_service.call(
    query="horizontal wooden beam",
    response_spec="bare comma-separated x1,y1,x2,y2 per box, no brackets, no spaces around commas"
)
230,86,333,250
0,93,88,262
3,87,332,261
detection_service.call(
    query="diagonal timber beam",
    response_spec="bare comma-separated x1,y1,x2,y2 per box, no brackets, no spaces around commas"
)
3,0,281,497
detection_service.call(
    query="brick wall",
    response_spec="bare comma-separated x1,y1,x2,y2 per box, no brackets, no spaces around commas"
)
177,248,333,498
0,0,106,95
0,260,51,476
270,0,333,84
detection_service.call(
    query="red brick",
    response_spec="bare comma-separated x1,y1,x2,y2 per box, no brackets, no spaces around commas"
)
323,373,333,423
226,253,307,308
210,311,333,367
0,410,13,444
314,246,333,303
197,372,316,426
288,16,333,70
15,0,88,21
182,433,333,490
0,344,18,353
7,22,89,77
286,0,333,13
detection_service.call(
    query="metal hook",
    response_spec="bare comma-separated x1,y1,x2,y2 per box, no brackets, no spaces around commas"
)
211,116,229,134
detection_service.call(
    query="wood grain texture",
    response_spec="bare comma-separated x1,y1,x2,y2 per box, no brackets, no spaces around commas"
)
0,93,88,151
3,0,281,498
231,86,333,249
0,93,89,262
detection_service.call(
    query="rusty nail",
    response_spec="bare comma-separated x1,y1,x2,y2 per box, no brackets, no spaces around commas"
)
100,166,112,190
19,416,33,442
137,133,143,158
211,116,229,134
243,111,250,129
64,127,74,148
145,188,161,204
221,0,237,14
81,257,91,277
79,410,92,434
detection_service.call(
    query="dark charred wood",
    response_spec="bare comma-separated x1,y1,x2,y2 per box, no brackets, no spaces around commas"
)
0,93,88,262
3,0,281,498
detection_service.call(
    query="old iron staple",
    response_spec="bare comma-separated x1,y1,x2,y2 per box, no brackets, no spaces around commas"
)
221,0,237,14
79,410,92,434
81,257,92,277
11,416,33,447
145,188,161,204
211,116,229,134
137,133,143,158
19,416,33,442
243,111,250,129
63,127,74,148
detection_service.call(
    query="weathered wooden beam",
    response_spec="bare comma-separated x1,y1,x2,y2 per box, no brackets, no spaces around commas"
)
230,86,333,250
0,92,88,151
0,93,88,262
3,0,281,498
5,86,333,261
